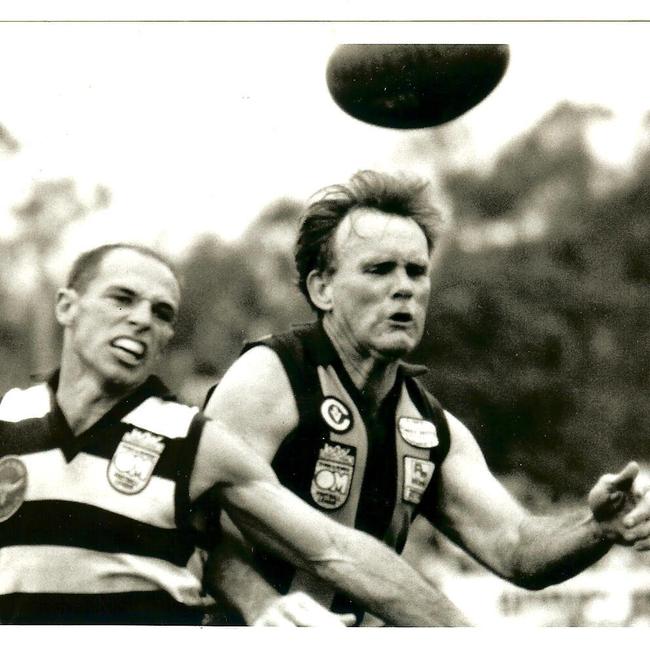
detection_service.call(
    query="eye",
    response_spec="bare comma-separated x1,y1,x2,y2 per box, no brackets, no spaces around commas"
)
365,262,394,275
108,292,133,306
153,303,176,324
406,263,428,278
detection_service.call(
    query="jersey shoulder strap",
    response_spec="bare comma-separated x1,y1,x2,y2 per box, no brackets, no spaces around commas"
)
403,376,452,464
244,325,323,424
122,397,199,440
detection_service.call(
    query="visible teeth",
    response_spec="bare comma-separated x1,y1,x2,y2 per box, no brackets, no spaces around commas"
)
113,338,144,356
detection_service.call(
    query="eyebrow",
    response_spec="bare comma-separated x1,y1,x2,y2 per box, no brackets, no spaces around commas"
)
105,285,178,310
105,285,135,295
360,254,430,265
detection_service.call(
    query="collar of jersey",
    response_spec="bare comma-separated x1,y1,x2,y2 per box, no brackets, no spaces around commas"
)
301,320,429,379
45,371,174,462
296,320,425,419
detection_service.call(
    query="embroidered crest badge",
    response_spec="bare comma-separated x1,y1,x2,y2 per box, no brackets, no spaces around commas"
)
403,456,435,505
0,456,27,522
320,397,352,433
310,442,356,510
108,428,165,495
398,417,439,448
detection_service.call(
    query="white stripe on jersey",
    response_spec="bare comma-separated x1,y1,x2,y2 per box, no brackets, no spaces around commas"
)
22,450,176,529
122,397,198,439
0,545,213,606
0,384,50,422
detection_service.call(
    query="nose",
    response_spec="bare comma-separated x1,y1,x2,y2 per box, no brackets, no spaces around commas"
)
392,267,415,299
127,300,153,329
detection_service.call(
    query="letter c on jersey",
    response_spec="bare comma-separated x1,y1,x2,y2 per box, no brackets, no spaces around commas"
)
320,397,353,433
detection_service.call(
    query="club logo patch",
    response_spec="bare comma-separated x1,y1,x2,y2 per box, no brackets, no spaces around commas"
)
398,417,438,448
310,442,356,510
108,428,165,495
0,456,27,522
320,397,352,433
403,456,435,505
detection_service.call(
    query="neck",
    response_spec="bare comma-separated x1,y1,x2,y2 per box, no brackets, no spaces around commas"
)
322,316,399,408
57,362,128,436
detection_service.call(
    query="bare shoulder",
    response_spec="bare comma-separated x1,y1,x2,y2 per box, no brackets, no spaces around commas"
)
436,409,525,542
189,418,279,503
443,410,487,460
191,345,300,504
436,410,495,510
204,345,299,459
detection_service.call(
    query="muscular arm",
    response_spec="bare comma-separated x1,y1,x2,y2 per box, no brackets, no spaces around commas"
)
204,519,283,624
433,412,650,589
202,346,301,622
205,514,356,626
196,346,468,626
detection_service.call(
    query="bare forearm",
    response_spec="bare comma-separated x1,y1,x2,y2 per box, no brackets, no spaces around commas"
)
317,529,469,626
204,535,279,624
510,510,611,589
224,480,469,626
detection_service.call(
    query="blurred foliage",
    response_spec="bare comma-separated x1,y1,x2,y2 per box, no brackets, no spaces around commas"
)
0,174,111,390
170,196,311,376
1,102,649,500
414,102,650,495
161,198,312,404
0,123,19,154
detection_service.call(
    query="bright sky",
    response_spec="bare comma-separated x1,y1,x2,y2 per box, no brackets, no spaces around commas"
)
1,20,649,268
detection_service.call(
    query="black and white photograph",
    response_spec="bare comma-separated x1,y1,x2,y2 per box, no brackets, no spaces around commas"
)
0,11,649,635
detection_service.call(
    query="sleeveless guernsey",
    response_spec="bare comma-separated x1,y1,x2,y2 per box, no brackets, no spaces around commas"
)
241,322,451,623
0,373,215,624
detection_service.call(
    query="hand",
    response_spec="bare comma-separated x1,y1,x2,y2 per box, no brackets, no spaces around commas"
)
252,592,357,627
588,461,650,549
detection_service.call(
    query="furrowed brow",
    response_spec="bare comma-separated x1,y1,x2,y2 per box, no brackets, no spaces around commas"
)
105,285,137,296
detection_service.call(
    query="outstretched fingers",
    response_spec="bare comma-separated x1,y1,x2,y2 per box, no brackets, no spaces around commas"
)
621,474,650,538
607,461,639,493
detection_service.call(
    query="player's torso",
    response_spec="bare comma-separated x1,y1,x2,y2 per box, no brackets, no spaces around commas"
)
0,381,211,624
252,324,450,620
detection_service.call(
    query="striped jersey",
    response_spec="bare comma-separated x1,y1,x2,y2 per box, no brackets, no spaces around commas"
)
241,322,451,623
0,373,216,624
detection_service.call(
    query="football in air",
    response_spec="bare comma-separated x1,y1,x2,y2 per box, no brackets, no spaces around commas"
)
326,44,510,129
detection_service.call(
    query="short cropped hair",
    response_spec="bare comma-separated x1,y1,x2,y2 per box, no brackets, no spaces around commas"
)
66,243,180,294
294,169,443,311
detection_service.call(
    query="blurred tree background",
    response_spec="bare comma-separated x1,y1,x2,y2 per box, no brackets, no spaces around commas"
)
1,102,649,500
414,102,650,497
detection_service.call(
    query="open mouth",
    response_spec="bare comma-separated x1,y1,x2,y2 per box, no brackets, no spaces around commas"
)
110,337,147,364
389,312,413,324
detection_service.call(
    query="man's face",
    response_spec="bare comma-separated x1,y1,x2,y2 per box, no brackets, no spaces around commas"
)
321,208,432,360
58,248,180,391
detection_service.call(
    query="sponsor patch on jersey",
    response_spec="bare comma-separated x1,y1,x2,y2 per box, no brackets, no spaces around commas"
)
310,442,356,510
320,397,353,433
108,428,166,495
403,456,435,505
0,456,27,522
398,417,439,448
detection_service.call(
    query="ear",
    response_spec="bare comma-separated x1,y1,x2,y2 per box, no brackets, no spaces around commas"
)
55,288,79,327
306,269,334,313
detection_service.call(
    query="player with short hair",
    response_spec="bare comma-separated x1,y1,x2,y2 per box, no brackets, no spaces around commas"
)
0,242,469,625
204,169,650,625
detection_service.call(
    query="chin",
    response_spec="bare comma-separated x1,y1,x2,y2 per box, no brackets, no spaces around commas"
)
102,366,147,394
375,337,416,360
